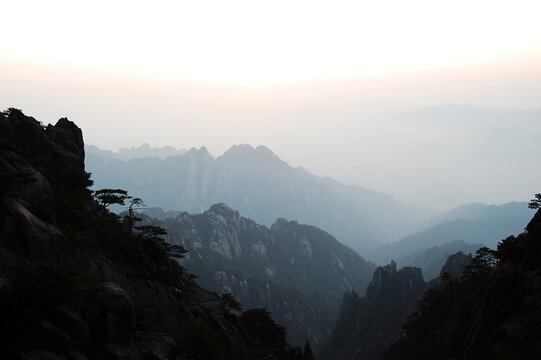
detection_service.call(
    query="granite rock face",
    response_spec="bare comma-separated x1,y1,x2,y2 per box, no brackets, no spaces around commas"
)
438,251,472,280
148,203,375,350
0,109,308,360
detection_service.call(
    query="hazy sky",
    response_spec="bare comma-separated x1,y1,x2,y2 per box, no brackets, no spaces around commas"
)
4,0,541,86
2,1,541,212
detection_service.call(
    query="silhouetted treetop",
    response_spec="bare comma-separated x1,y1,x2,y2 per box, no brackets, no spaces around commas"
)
529,193,541,209
93,188,131,209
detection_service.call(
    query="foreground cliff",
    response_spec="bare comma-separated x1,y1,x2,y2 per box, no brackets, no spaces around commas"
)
384,206,541,359
0,108,309,359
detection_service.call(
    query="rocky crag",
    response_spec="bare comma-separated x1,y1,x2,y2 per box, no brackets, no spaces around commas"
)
322,261,426,360
0,108,311,360
143,206,375,351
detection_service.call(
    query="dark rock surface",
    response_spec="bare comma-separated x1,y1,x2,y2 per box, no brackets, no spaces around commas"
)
322,261,426,360
0,108,308,359
384,208,541,359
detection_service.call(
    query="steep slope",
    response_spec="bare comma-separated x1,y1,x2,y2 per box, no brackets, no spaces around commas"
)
86,144,421,253
384,207,541,360
369,202,530,265
0,108,308,360
322,261,426,360
431,251,472,285
146,205,375,350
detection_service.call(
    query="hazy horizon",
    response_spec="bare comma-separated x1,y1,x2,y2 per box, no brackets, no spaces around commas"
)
2,1,540,212
86,137,536,216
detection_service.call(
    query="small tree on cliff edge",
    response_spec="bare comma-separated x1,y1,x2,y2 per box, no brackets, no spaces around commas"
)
93,189,131,209
124,197,144,238
529,193,541,209
136,225,187,259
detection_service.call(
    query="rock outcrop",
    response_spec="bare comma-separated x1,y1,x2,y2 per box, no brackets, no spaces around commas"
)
322,261,426,360
438,251,472,279
147,203,375,351
0,108,308,360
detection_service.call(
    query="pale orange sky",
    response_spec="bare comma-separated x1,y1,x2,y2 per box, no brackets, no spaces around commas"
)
1,1,541,211
3,0,541,86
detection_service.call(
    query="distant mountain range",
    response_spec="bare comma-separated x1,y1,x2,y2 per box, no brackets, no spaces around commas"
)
396,240,482,281
369,202,532,266
143,204,376,349
86,144,423,253
86,143,187,160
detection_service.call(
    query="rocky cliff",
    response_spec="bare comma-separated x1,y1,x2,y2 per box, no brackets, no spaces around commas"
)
144,204,375,351
0,108,308,360
322,261,426,360
438,250,472,279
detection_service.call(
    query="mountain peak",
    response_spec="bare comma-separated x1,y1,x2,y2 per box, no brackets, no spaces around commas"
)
223,144,254,154
219,144,283,164
438,251,472,280
185,146,212,160
206,203,240,219
86,143,187,160
255,144,273,154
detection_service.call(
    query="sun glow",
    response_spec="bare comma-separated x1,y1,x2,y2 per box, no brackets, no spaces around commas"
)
3,0,541,86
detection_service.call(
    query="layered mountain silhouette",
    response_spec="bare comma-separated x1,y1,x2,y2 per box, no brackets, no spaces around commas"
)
323,204,541,360
396,240,482,281
384,209,541,359
86,143,187,160
6,107,538,359
86,144,421,253
369,202,531,266
141,204,375,350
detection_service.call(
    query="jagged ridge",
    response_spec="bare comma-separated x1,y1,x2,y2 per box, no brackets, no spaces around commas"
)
144,203,375,351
